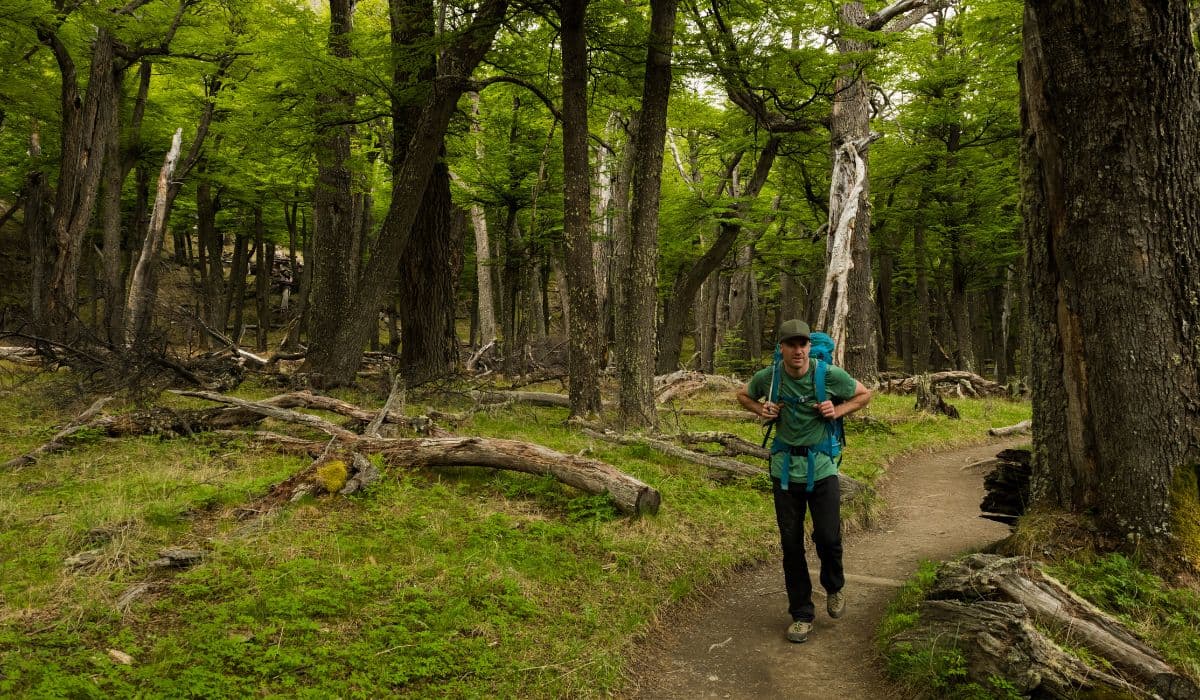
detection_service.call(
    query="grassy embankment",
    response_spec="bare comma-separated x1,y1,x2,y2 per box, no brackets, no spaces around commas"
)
0,368,1028,697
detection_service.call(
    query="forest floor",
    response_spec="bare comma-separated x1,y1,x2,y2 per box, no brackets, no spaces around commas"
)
626,439,1018,699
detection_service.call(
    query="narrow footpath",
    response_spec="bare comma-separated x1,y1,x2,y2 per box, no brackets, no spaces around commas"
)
629,440,1018,699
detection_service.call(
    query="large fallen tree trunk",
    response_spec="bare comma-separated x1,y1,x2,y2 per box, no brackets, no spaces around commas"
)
175,392,660,515
895,554,1198,699
230,430,660,516
653,370,743,404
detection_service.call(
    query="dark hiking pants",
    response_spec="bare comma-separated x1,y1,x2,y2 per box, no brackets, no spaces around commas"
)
772,474,844,622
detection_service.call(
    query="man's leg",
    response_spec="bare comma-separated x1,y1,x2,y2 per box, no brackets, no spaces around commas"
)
772,478,815,622
809,475,845,599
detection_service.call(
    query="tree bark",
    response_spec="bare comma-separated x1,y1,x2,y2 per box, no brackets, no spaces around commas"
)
397,162,462,385
301,0,509,386
1021,0,1200,543
560,0,604,417
467,93,498,346
615,0,677,429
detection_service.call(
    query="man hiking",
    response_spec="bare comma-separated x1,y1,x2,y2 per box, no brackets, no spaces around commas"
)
736,319,872,643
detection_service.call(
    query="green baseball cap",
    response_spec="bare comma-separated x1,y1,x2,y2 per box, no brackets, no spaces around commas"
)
777,319,811,343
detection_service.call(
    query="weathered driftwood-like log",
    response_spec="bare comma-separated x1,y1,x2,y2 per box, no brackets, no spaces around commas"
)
0,346,41,365
173,390,358,439
2,396,114,468
260,390,444,433
979,448,1031,526
893,599,1149,699
988,419,1031,436
653,371,742,404
472,390,572,408
678,431,768,459
233,431,661,516
580,427,762,477
673,409,759,422
880,371,1005,397
922,554,1198,700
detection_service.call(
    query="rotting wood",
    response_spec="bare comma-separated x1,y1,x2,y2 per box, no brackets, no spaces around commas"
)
653,370,742,404
172,390,359,439
979,448,1031,527
919,554,1198,700
879,371,1005,397
893,599,1150,698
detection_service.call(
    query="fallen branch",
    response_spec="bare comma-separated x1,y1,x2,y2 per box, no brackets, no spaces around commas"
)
653,371,742,404
2,396,114,468
228,431,661,515
879,371,1005,397
172,390,358,439
580,427,761,477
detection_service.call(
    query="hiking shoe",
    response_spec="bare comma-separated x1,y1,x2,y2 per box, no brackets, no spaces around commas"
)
827,589,846,619
786,620,812,643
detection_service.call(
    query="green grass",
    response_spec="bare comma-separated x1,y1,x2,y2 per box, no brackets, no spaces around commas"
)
0,373,1029,697
1047,554,1200,682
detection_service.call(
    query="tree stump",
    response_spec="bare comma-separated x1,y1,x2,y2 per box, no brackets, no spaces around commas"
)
914,374,960,419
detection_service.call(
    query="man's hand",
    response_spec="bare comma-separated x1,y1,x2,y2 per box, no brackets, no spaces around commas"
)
760,401,780,420
814,400,837,420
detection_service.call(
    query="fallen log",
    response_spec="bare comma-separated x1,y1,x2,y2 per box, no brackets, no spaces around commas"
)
921,554,1197,700
580,427,761,477
893,599,1149,698
988,419,1031,437
879,371,1005,397
228,431,661,516
653,371,742,404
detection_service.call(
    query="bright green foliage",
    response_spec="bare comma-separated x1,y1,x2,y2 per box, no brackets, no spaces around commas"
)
0,372,1031,697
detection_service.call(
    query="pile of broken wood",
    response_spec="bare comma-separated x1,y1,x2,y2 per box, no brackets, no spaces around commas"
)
878,371,1007,398
888,553,1197,699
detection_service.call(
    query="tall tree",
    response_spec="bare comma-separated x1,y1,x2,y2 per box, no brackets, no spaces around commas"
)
301,0,509,385
560,0,603,417
819,0,941,382
616,0,678,429
1021,0,1200,548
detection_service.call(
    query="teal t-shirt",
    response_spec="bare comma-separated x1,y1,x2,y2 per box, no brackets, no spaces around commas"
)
746,361,857,483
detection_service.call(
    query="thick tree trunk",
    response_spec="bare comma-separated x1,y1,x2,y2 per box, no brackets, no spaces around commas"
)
616,0,676,429
1021,0,1200,543
560,0,603,417
913,187,932,373
304,0,360,379
828,3,877,383
467,93,497,346
302,0,508,385
398,162,462,385
226,232,250,343
100,110,125,345
42,31,123,340
22,125,52,331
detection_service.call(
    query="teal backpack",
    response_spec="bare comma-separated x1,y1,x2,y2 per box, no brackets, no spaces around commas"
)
762,331,845,492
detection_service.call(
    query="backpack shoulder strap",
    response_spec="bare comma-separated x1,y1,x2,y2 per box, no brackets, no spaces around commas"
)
814,359,827,403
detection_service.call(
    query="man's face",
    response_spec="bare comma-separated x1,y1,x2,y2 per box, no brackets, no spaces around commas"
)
781,336,810,373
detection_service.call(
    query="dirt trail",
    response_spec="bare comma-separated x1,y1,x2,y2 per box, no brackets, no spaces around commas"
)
628,440,1018,699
